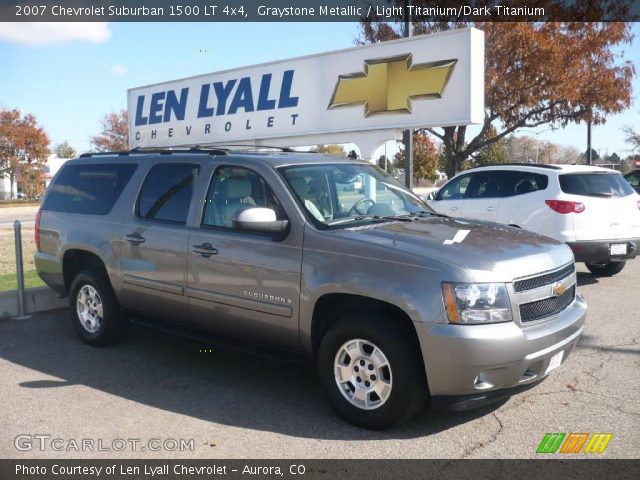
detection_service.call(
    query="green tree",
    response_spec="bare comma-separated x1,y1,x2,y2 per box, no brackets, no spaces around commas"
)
377,155,395,173
607,152,621,164
581,148,600,164
54,140,77,158
360,19,634,177
472,127,507,167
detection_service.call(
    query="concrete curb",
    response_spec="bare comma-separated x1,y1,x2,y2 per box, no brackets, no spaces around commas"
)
0,286,67,319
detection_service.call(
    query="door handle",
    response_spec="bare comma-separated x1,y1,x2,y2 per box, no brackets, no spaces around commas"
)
486,206,496,212
450,206,459,211
193,243,218,257
125,233,145,245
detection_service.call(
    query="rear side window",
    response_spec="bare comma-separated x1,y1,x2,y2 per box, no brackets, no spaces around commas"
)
508,172,548,196
43,163,137,215
136,163,200,224
559,173,634,198
467,171,510,198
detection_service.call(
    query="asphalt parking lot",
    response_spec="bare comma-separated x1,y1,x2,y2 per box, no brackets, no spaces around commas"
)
0,262,638,459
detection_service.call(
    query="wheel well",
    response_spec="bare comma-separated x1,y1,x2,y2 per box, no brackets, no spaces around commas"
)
311,294,421,355
62,249,108,293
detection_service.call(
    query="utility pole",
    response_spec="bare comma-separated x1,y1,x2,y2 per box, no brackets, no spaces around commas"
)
403,0,413,190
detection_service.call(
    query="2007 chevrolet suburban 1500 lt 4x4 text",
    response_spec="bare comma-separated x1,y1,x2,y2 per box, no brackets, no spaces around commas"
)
35,148,586,429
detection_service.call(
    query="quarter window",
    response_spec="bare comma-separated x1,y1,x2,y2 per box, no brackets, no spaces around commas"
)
136,164,200,224
509,172,548,196
43,163,137,215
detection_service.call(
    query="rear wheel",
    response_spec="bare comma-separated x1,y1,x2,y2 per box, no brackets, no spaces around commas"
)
69,270,126,345
585,261,626,277
317,312,427,429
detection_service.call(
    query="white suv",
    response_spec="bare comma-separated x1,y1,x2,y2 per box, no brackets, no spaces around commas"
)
426,164,640,276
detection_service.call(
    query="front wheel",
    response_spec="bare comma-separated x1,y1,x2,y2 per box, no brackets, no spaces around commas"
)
585,261,626,277
317,313,427,429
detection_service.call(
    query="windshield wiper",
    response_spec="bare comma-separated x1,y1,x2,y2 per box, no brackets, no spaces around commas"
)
328,215,405,226
372,214,414,222
408,210,449,219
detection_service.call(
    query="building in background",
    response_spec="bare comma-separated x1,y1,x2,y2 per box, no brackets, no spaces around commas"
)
44,154,69,187
0,174,18,200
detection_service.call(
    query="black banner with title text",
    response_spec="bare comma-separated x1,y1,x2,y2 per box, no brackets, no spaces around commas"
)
1,0,640,22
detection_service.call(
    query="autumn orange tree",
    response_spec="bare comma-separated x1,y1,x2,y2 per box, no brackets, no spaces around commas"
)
395,131,438,182
312,144,347,155
0,108,50,199
360,20,634,177
90,109,129,152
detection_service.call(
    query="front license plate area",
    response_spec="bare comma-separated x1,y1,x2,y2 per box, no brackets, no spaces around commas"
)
545,350,564,374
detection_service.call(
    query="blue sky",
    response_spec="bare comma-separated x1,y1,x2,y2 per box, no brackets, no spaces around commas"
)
1,22,639,157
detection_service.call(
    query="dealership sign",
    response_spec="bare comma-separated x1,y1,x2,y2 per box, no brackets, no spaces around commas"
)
128,28,484,149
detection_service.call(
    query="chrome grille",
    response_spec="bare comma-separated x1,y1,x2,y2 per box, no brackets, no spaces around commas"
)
519,286,576,323
513,263,575,292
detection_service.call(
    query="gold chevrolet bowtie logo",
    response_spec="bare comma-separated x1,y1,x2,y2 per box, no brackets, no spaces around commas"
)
552,282,566,297
328,55,457,116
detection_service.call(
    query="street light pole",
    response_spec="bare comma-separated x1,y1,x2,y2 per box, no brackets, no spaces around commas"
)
530,127,554,164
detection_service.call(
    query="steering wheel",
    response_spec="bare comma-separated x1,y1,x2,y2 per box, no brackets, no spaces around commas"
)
349,198,376,215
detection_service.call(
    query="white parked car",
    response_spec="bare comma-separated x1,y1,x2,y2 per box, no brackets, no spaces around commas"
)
426,164,640,276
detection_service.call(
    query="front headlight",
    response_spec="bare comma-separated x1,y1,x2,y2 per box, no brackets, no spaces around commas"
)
442,282,513,324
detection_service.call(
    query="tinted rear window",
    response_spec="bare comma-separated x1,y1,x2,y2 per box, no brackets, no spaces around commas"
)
43,163,137,215
559,173,634,197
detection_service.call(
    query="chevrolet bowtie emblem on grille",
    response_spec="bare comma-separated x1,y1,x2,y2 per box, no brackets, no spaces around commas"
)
552,282,566,297
328,55,457,116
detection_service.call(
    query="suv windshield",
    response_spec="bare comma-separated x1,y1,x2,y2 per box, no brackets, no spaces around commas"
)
279,163,432,228
559,172,635,198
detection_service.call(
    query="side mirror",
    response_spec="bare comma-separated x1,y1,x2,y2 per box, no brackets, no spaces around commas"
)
232,207,289,234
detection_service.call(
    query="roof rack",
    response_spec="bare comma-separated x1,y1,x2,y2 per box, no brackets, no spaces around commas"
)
79,147,229,158
79,151,132,158
468,163,562,170
131,146,229,155
77,145,305,158
208,144,296,152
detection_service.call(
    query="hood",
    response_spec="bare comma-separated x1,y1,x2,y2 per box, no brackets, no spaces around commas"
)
338,216,574,282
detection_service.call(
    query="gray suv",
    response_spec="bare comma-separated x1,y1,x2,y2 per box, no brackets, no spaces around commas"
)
35,149,587,429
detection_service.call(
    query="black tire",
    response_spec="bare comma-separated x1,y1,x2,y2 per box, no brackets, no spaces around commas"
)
69,270,126,345
317,312,428,429
585,261,626,277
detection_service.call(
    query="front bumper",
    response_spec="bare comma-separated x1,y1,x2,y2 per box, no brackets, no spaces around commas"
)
416,293,587,410
567,238,639,263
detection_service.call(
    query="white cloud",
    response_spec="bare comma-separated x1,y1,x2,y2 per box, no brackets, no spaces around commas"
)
0,22,111,46
111,63,127,76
